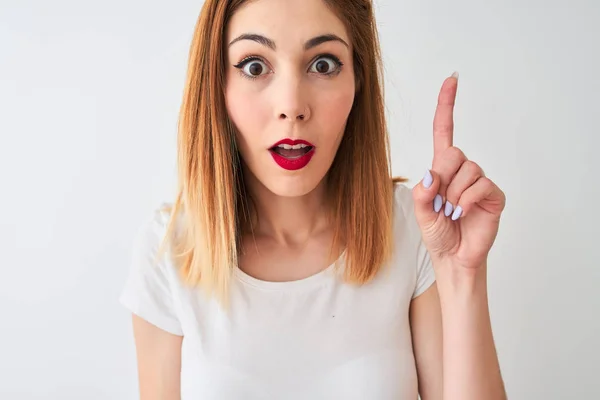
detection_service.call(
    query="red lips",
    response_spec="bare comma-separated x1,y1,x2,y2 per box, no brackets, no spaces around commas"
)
269,139,315,171
270,138,314,148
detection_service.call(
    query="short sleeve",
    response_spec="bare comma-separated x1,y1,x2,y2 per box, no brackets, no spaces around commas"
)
394,183,436,299
119,208,183,336
412,233,435,298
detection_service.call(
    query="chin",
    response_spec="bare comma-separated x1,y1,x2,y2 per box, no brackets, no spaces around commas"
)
261,173,325,198
242,159,327,198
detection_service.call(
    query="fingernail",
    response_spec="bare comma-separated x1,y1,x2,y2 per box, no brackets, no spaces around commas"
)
451,71,459,80
433,194,443,213
444,201,454,217
451,205,463,220
423,170,433,189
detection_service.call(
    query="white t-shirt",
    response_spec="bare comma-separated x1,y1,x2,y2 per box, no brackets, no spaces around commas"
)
119,183,435,400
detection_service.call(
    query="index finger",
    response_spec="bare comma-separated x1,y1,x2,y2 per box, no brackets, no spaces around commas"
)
433,72,459,160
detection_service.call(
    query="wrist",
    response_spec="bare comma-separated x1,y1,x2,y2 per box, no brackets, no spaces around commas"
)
433,259,488,300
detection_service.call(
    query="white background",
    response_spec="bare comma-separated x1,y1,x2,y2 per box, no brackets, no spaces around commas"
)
1,0,598,398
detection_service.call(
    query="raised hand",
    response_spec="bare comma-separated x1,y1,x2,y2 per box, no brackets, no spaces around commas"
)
412,73,506,271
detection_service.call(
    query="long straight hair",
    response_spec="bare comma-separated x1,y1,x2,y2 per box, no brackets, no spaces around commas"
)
160,0,406,306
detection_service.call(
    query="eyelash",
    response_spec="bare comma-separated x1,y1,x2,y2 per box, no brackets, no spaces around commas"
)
233,53,344,81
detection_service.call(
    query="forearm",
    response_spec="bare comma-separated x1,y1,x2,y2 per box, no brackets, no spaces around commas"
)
435,262,506,400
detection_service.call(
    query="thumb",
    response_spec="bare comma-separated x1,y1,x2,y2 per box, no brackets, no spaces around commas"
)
412,169,442,227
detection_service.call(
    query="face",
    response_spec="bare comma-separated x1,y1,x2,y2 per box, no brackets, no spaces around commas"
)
224,0,356,198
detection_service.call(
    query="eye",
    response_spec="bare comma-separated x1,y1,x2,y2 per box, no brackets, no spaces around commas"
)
234,57,271,79
309,55,343,75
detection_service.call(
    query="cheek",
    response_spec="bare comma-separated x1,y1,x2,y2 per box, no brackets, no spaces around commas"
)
314,83,355,146
225,79,270,149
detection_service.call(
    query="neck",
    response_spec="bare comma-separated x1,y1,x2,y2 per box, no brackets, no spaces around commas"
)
242,170,330,247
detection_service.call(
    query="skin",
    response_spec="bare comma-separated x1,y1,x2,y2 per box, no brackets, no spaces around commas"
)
411,75,508,399
132,316,182,400
224,0,355,281
131,1,508,399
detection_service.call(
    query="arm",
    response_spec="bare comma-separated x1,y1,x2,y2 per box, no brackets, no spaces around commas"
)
410,267,506,400
410,73,508,399
131,315,183,400
436,264,506,400
409,283,443,400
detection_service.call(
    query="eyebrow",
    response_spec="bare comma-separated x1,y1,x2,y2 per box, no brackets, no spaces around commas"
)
228,33,349,51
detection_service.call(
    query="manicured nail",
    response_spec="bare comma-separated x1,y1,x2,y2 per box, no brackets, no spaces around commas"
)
451,205,463,220
423,170,433,189
433,194,443,213
444,201,454,217
451,71,459,80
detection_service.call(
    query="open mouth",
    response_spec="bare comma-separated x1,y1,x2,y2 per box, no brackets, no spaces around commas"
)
268,139,316,171
269,143,314,159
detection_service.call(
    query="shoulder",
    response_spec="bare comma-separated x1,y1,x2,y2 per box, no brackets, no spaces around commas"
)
392,182,421,240
393,181,413,214
391,181,436,298
128,202,180,278
133,203,174,250
120,202,184,336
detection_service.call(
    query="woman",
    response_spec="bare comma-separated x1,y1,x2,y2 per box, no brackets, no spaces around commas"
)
120,0,507,399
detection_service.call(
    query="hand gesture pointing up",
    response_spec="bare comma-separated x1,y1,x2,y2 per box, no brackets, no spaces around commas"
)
412,73,506,272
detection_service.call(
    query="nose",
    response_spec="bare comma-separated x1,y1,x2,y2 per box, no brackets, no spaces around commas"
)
278,109,309,121
274,78,311,122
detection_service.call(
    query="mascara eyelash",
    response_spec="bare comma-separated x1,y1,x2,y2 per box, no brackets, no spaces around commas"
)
233,53,345,80
233,56,268,80
319,54,343,67
233,56,264,70
314,53,344,76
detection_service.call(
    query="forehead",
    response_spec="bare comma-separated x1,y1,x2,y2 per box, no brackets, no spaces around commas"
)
226,0,350,47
